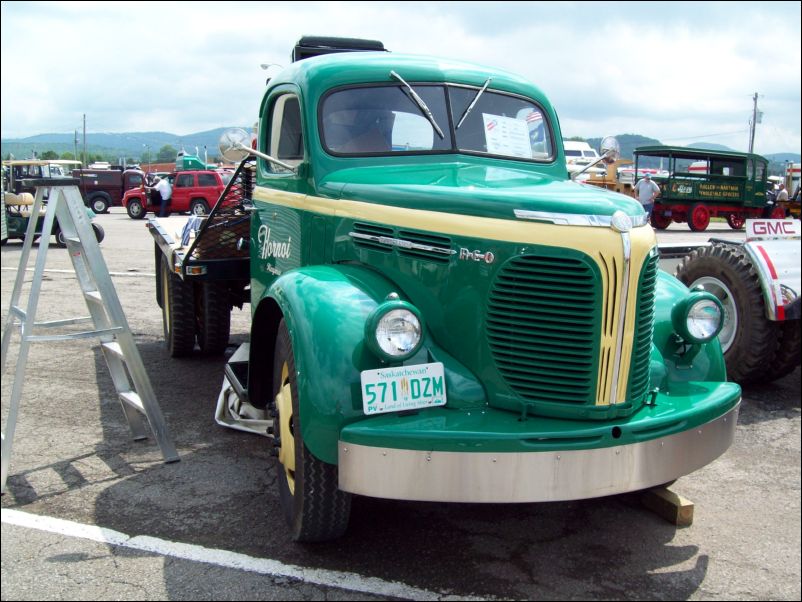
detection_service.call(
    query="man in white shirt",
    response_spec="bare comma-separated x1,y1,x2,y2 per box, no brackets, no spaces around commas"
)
150,176,173,217
634,172,660,219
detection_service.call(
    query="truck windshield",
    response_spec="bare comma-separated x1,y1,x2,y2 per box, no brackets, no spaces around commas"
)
320,84,554,162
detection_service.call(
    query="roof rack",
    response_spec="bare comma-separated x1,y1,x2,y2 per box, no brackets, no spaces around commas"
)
291,36,387,62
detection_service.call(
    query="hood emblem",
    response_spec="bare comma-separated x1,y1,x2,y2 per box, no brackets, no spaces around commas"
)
459,248,496,264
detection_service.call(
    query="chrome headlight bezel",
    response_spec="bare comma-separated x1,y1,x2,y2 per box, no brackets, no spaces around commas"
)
365,301,424,361
671,292,724,344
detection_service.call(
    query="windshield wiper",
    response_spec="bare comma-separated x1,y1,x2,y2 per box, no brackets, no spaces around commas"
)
390,70,444,139
456,78,492,130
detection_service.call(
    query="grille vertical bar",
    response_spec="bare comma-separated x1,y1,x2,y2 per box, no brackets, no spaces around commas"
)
627,251,660,402
487,255,598,404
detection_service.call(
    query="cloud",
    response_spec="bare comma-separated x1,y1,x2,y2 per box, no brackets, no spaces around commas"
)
2,1,799,154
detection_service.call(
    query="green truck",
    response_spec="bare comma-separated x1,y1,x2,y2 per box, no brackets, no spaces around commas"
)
157,38,741,542
634,145,784,231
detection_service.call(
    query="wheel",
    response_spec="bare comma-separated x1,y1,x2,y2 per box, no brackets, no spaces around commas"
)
770,206,786,219
726,213,745,230
650,210,671,230
272,319,351,542
127,199,145,219
54,227,68,248
196,282,231,355
688,203,710,232
160,255,196,357
92,223,105,244
190,199,209,216
762,320,801,381
675,243,779,384
89,194,110,214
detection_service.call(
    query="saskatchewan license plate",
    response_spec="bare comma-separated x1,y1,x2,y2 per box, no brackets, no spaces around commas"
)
361,362,446,415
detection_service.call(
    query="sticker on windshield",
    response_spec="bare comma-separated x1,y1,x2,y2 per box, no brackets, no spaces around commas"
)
482,113,531,159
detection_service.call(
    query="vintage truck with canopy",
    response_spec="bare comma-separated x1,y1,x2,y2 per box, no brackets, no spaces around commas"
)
156,39,741,541
634,145,782,231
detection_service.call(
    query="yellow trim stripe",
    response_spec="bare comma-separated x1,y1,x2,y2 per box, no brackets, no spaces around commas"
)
254,186,657,405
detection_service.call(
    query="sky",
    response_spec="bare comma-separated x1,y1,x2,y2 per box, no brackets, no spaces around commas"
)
2,1,800,155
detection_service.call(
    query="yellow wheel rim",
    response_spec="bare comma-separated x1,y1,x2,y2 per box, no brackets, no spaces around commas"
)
275,362,296,494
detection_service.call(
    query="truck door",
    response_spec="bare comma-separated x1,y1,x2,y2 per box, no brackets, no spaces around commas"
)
172,173,195,211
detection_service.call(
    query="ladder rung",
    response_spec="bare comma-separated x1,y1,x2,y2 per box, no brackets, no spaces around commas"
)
10,306,26,320
119,391,145,413
102,341,125,360
25,326,122,342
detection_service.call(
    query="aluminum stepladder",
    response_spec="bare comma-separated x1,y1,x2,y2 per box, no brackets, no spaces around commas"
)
1,178,179,493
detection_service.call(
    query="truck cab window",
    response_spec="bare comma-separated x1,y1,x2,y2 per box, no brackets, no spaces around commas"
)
268,95,304,173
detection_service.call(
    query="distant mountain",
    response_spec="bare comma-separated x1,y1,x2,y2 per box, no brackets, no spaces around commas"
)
1,127,246,162
765,152,801,164
686,142,735,152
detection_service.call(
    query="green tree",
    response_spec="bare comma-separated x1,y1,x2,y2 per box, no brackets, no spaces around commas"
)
40,150,59,160
60,151,76,160
156,145,178,162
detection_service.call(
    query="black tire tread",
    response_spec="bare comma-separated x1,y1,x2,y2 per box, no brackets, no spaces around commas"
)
273,320,351,542
763,320,801,381
196,282,231,355
675,243,779,384
162,255,196,357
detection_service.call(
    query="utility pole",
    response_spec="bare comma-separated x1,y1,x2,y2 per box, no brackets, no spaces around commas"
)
82,114,87,167
74,130,78,161
748,92,761,154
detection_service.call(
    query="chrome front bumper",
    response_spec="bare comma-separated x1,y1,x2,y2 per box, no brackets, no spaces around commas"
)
338,402,739,503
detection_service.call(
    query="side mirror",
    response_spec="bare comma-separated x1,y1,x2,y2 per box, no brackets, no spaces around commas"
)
219,128,252,163
600,136,621,164
218,128,298,174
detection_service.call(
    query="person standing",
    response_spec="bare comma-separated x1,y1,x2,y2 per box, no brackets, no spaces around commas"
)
149,176,172,217
634,172,660,219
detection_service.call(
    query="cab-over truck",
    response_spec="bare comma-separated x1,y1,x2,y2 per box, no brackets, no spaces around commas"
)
153,38,740,542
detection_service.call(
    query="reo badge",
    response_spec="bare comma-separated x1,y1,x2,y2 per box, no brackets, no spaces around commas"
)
459,248,496,264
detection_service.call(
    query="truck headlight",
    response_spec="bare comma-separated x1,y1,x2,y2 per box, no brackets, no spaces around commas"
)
671,292,724,344
365,301,423,361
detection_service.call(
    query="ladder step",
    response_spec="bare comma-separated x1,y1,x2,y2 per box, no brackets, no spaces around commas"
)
102,341,125,360
119,391,145,413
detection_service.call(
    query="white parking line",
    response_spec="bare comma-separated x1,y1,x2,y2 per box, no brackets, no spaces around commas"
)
1,267,155,277
1,508,479,601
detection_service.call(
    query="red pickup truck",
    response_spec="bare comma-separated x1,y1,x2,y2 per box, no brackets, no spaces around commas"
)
122,170,231,219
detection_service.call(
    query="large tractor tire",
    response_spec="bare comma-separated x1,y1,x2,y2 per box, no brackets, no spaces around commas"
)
160,255,196,357
272,319,351,542
675,243,779,384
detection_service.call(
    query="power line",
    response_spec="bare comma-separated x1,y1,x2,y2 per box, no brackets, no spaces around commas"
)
662,129,749,142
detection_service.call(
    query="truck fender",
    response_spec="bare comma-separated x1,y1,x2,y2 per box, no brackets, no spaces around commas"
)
249,264,484,465
651,271,727,388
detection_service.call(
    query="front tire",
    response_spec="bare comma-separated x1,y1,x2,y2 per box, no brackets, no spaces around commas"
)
127,199,145,219
160,255,196,357
688,203,710,232
272,319,351,542
675,243,779,384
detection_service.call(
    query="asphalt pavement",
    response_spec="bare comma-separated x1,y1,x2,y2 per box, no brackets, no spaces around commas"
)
2,211,800,601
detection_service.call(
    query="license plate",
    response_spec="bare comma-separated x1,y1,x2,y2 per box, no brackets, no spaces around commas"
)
361,362,446,415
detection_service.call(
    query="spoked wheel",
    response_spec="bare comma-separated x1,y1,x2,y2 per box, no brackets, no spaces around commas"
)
272,320,351,542
650,210,672,230
726,213,745,230
770,206,787,219
688,203,710,232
